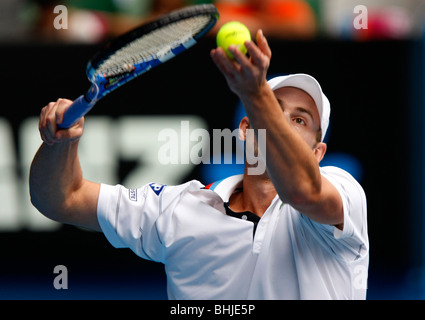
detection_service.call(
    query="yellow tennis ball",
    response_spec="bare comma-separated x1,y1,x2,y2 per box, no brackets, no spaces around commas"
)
216,21,251,59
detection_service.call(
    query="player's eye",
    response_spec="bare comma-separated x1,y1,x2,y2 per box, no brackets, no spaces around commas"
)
293,117,306,126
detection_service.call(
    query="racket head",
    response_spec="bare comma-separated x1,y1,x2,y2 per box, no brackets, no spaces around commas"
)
84,4,219,102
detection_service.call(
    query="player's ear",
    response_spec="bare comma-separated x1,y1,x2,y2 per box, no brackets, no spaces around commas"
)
238,117,250,141
314,142,327,163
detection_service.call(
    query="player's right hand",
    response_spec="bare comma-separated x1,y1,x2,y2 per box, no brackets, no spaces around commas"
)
39,98,85,146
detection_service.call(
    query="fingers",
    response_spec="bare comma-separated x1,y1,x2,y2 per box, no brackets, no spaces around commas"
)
40,101,59,146
211,29,271,77
211,30,272,97
55,98,73,126
210,44,255,82
229,44,252,70
256,29,272,60
244,31,271,71
39,98,84,146
210,47,240,78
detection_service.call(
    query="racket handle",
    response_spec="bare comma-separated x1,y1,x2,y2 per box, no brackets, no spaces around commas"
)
58,95,95,129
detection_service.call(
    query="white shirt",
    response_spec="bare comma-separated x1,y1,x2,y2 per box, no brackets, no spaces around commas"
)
97,166,369,299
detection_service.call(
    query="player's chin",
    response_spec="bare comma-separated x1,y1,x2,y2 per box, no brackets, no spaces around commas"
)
245,159,269,178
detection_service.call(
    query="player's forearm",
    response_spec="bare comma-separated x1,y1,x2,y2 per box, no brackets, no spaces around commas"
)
29,140,84,222
240,85,322,204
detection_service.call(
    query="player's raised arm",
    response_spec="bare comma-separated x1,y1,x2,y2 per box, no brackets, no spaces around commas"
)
211,30,343,227
29,98,101,231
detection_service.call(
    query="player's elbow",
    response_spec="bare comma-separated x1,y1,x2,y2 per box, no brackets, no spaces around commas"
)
287,190,321,212
286,185,343,226
30,197,60,224
29,185,45,215
285,178,322,208
29,188,69,224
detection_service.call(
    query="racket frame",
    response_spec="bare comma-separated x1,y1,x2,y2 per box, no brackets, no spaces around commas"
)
59,4,219,128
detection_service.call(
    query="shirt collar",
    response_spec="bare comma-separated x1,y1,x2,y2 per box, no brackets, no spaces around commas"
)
205,174,244,202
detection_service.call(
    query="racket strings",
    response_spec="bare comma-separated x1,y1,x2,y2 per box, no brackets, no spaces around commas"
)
96,15,211,78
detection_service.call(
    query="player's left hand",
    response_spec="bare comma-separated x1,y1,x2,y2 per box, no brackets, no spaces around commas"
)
210,29,272,98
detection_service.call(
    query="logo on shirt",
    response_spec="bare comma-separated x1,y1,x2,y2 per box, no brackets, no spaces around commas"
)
129,189,137,201
149,183,165,196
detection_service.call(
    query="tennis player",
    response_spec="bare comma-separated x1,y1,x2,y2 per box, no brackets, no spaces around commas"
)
29,30,368,299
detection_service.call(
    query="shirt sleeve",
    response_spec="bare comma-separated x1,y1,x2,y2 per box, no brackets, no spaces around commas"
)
309,166,369,261
323,167,367,238
96,181,202,262
97,183,165,262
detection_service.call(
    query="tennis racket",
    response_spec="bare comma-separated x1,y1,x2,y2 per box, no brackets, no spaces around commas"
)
58,4,219,129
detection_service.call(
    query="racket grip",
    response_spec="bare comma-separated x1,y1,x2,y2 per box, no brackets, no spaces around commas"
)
58,95,95,129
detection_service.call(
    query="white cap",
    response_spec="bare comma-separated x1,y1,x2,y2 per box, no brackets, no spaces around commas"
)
267,73,330,141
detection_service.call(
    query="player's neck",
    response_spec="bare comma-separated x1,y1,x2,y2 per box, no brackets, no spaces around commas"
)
228,170,277,218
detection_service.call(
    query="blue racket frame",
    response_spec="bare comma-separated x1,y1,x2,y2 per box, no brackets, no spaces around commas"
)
59,4,219,129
